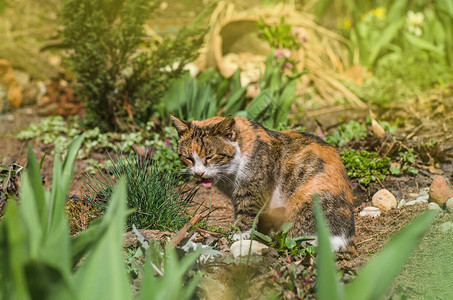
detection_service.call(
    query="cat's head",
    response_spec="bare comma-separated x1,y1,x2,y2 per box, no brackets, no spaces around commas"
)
170,115,241,187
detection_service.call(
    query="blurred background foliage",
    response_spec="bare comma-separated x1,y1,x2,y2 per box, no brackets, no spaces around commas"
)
1,0,452,131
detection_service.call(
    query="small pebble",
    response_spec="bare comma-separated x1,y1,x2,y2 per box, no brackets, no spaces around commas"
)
405,198,428,206
372,189,397,210
359,206,381,217
428,202,442,211
445,198,453,213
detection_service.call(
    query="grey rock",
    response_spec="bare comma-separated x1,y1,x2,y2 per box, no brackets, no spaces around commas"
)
428,202,442,211
446,198,453,213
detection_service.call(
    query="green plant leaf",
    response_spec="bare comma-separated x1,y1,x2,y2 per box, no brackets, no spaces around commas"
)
404,32,444,56
345,210,436,300
138,246,200,300
368,19,406,66
252,230,273,244
74,177,132,300
223,86,248,116
314,195,344,300
19,151,45,258
0,200,30,300
281,222,294,235
246,90,272,121
285,236,297,249
44,136,83,275
24,260,74,300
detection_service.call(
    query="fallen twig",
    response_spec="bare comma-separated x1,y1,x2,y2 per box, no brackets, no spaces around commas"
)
170,214,201,246
195,227,222,236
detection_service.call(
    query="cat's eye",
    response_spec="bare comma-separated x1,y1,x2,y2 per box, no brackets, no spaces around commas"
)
204,156,213,164
180,155,194,165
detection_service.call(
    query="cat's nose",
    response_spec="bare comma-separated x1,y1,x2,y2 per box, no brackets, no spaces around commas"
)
194,171,205,178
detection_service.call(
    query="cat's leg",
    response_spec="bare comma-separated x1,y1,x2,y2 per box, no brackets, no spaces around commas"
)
231,187,265,240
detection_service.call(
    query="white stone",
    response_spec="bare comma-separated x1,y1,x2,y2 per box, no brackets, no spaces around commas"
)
416,195,429,202
359,206,381,217
230,240,268,258
372,189,397,210
428,202,442,211
405,198,428,206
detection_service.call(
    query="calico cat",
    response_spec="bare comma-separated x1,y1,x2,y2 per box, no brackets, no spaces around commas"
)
171,115,355,251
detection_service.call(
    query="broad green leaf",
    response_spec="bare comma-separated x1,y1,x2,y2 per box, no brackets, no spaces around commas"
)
252,230,273,244
19,169,43,258
345,210,436,300
74,177,132,300
24,261,74,300
285,236,296,249
138,246,200,300
314,195,344,300
246,91,272,121
368,18,405,66
70,217,108,267
44,136,83,276
229,68,243,94
275,79,297,125
223,86,248,116
386,0,409,22
26,145,46,221
404,32,444,56
281,222,294,235
1,200,30,300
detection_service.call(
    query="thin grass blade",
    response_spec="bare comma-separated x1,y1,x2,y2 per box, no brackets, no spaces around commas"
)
314,195,344,300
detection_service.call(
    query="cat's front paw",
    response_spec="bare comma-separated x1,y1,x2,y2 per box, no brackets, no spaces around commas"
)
232,228,252,241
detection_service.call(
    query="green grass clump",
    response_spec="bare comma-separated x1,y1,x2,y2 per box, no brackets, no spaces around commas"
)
84,154,196,231
341,149,391,185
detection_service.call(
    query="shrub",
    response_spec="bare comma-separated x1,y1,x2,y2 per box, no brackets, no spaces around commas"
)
83,153,197,230
61,0,207,131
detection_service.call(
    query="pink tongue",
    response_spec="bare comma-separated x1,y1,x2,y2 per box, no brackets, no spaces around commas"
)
201,180,212,187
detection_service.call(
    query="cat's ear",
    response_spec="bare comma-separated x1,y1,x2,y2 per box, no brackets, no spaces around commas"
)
170,115,191,137
214,116,236,141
